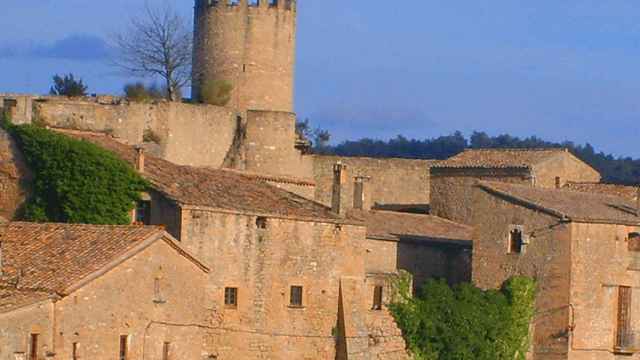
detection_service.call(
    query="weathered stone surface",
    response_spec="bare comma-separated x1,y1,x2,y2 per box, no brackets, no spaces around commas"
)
0,128,30,220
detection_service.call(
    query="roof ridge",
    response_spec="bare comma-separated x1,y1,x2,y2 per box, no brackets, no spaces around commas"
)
464,147,568,152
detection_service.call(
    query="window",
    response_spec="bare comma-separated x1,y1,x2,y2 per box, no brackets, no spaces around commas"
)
256,217,267,230
616,286,633,351
119,335,128,360
372,286,383,311
353,180,364,210
29,334,38,360
290,286,303,307
224,287,238,308
629,233,640,252
555,176,561,189
162,342,171,360
135,200,151,225
509,227,524,254
154,278,166,304
72,342,79,360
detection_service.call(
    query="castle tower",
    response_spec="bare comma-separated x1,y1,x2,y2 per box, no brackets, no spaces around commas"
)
192,0,297,114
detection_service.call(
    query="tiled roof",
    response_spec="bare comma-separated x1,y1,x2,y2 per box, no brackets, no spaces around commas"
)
563,182,639,201
434,148,569,169
0,286,51,313
363,210,472,245
57,130,348,223
0,222,164,296
478,181,640,225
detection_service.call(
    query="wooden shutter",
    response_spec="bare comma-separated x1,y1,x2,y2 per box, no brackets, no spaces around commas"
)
616,286,632,349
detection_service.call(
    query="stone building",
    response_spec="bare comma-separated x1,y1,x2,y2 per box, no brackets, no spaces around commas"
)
472,181,640,360
564,181,640,201
53,130,409,359
0,222,209,360
430,148,601,224
363,210,472,290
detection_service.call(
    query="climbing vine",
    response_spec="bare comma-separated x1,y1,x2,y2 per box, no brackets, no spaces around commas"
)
389,276,536,360
2,119,148,224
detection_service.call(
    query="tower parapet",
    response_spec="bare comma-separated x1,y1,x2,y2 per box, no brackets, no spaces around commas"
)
192,0,297,113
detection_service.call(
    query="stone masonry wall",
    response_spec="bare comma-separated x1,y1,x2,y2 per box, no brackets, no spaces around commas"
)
313,156,433,210
430,167,532,224
533,153,601,188
0,301,52,359
0,239,208,360
0,128,31,220
568,222,640,360
33,98,239,168
472,186,573,359
179,208,407,359
192,1,296,114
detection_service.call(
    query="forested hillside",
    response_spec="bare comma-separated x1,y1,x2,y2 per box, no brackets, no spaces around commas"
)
321,131,640,185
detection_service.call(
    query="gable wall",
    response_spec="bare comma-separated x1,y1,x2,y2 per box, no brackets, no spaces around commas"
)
471,187,572,359
533,153,601,188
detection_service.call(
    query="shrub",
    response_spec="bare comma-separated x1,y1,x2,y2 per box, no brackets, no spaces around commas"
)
49,73,88,97
200,79,233,106
389,277,536,360
124,82,165,102
3,123,148,224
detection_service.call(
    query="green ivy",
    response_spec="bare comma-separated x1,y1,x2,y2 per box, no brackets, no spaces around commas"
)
389,277,536,360
2,119,148,224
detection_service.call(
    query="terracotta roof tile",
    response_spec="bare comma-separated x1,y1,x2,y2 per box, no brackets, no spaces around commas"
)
563,182,639,201
0,286,51,313
434,148,569,169
57,131,347,223
478,181,640,225
363,210,472,245
0,222,163,295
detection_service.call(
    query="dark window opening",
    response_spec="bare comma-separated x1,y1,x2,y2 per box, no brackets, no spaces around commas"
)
616,286,633,350
119,335,128,360
135,200,151,225
555,176,561,189
372,286,383,310
30,334,38,360
290,286,303,307
509,227,524,254
225,287,238,308
629,233,640,252
72,342,79,360
162,342,171,360
256,217,268,230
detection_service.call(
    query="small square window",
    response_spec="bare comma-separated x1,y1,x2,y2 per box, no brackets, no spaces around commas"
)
224,287,238,308
256,217,268,230
372,286,383,310
290,286,303,307
509,226,524,254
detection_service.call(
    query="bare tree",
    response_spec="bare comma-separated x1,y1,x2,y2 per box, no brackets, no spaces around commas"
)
112,3,191,101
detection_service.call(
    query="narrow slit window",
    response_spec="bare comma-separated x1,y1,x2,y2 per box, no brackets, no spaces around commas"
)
224,287,238,308
72,342,79,360
119,335,128,360
372,286,383,310
256,217,267,230
290,286,303,307
616,286,633,350
162,342,171,360
509,227,524,254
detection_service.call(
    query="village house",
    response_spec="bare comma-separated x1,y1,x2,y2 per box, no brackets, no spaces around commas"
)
430,148,602,224
472,181,640,360
0,222,209,360
564,181,640,202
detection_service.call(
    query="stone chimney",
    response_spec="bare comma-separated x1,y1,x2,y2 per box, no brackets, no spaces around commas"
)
135,146,145,173
353,176,371,210
332,162,348,216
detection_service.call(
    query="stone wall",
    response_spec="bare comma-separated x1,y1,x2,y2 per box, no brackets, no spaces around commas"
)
33,98,240,168
0,94,34,124
430,167,532,224
313,156,433,210
568,222,640,360
533,152,601,188
0,238,208,360
472,185,573,359
192,1,296,114
179,207,407,359
0,128,31,220
244,110,314,179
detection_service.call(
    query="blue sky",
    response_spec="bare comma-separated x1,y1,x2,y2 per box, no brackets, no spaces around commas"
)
1,1,640,157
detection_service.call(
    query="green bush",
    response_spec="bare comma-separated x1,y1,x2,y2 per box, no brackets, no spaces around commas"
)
200,79,233,106
390,277,536,360
49,73,88,97
124,82,165,102
3,123,148,224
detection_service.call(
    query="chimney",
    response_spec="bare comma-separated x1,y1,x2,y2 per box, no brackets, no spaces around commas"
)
332,162,348,216
353,176,371,210
135,146,145,173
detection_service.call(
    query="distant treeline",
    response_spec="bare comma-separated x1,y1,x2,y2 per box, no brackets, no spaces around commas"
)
321,131,640,185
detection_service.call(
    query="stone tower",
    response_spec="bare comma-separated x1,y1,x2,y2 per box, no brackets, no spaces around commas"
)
192,0,297,114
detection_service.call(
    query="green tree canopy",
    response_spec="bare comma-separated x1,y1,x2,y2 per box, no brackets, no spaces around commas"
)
49,73,89,97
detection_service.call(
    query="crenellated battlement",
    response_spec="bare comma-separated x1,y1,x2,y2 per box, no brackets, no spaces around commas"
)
196,0,296,12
